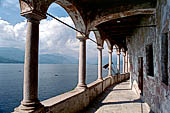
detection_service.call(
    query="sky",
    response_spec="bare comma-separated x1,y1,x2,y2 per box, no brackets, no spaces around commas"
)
0,0,111,58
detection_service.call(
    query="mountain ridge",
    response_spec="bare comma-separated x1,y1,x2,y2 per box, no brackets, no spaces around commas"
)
0,47,78,64
0,47,121,65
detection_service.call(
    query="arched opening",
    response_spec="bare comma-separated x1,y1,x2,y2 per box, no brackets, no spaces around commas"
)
102,41,110,77
86,31,98,84
113,45,120,74
120,48,124,73
38,3,79,101
113,44,122,73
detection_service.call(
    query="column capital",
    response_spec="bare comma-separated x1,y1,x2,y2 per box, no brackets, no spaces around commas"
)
116,50,121,55
76,32,87,41
27,18,40,24
77,37,87,41
108,49,113,53
97,46,104,50
21,10,46,21
122,52,126,56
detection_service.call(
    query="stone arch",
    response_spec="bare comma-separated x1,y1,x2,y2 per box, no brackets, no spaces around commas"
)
113,44,122,53
105,39,113,51
92,27,104,47
89,9,155,29
113,44,119,49
119,45,127,53
120,47,127,53
19,0,87,34
46,0,87,34
120,48,126,58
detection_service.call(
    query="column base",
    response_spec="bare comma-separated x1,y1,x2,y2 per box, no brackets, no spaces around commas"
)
108,74,112,76
76,84,87,90
97,78,103,81
13,100,44,113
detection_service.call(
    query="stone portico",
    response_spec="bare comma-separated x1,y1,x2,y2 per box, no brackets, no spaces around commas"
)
13,0,170,113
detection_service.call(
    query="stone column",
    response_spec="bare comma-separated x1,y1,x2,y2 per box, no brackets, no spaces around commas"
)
108,49,113,76
126,52,129,73
77,35,87,89
117,50,120,73
15,18,42,112
97,46,103,80
122,52,126,73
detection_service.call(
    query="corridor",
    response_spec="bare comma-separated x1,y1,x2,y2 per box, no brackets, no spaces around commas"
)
81,80,151,113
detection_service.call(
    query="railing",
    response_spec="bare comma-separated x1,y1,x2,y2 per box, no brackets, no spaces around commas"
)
41,73,130,113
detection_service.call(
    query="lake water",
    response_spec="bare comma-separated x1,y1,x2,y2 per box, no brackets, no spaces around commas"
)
0,64,108,113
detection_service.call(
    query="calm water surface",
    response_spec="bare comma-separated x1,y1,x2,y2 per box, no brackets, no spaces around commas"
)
0,64,108,113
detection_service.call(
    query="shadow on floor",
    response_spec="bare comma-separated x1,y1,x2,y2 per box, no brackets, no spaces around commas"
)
99,98,143,105
79,80,153,113
111,88,131,91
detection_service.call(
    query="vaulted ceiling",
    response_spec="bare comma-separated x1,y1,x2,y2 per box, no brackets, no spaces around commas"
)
19,0,157,50
64,0,157,50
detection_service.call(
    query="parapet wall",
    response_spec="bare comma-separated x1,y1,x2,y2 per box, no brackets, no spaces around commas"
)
41,73,130,113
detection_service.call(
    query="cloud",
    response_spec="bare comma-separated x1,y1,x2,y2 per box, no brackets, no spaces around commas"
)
39,17,79,57
0,17,80,57
0,19,26,49
0,16,113,58
86,32,97,58
0,0,112,59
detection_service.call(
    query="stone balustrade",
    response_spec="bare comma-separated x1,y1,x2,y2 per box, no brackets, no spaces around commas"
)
41,73,130,113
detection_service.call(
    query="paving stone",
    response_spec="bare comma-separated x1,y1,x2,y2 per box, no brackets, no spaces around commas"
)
82,80,151,113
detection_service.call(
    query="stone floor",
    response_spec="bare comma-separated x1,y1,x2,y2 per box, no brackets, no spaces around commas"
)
81,80,151,113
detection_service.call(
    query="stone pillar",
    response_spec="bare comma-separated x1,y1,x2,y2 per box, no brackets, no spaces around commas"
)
122,52,126,73
15,18,43,112
108,49,113,76
77,35,87,89
97,46,103,80
117,50,120,73
126,52,129,73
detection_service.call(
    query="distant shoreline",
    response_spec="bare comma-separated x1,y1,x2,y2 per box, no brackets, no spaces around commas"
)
0,63,80,64
0,63,98,65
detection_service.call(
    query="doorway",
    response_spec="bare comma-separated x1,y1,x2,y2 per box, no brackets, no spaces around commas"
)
138,57,143,96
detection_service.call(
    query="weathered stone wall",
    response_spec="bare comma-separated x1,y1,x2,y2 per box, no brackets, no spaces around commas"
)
41,74,129,113
127,0,170,113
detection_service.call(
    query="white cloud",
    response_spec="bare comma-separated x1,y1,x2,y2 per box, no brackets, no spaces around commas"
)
0,19,26,49
0,16,112,58
86,32,97,58
39,17,78,57
0,17,79,57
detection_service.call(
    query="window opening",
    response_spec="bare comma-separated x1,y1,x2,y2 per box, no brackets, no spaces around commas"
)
146,44,154,76
161,33,168,85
